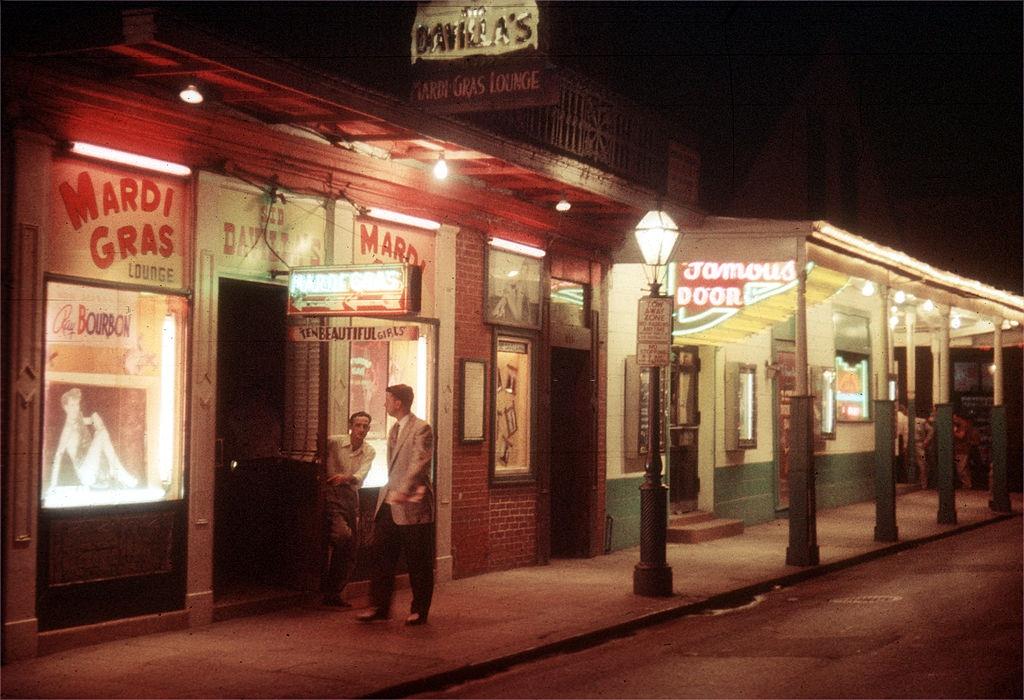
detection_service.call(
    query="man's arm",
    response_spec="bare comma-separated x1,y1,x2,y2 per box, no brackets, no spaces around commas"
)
351,443,375,487
395,421,433,500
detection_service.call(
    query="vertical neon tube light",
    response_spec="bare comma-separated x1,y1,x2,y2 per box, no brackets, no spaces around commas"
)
159,313,177,484
415,334,428,419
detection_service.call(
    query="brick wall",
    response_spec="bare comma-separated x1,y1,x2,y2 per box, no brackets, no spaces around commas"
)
450,233,608,576
452,230,494,578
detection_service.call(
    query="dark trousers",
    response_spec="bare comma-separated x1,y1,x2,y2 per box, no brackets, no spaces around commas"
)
368,504,435,617
321,485,358,596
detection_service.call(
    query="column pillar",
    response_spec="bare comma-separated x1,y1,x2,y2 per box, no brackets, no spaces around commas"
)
936,404,957,524
877,286,891,401
786,242,818,566
990,319,1011,512
873,399,898,541
905,310,918,484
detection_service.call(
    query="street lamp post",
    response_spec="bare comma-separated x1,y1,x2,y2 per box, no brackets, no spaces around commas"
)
633,208,680,598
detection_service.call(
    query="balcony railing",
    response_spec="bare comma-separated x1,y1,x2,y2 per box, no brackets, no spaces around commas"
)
470,67,697,198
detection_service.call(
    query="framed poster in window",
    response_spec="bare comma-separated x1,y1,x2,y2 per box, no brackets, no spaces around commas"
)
492,334,534,481
460,359,486,443
485,247,543,329
41,281,188,509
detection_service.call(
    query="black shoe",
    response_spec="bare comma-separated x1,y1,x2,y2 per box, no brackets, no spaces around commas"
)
322,596,351,608
404,612,428,626
356,609,389,623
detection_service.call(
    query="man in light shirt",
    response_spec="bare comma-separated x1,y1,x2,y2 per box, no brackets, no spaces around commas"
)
320,411,374,607
356,384,435,626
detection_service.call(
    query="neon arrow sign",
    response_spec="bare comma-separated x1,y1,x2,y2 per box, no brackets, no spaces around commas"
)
287,263,422,316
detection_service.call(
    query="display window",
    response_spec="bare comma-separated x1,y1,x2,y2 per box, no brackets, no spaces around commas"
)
346,322,435,488
836,353,871,421
833,311,872,421
492,334,533,480
41,281,188,508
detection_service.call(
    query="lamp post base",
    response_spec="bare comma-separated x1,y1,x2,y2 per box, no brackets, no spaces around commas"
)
634,563,673,597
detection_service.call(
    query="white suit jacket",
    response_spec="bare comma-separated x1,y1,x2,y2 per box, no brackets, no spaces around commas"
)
374,415,434,525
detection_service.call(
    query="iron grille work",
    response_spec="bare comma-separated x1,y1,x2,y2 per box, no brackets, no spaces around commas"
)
472,69,682,192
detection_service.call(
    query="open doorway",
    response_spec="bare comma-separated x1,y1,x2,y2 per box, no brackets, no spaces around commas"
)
214,279,303,604
549,347,594,558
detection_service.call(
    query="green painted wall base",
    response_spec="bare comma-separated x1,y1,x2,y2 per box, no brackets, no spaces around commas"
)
607,451,877,547
605,476,644,551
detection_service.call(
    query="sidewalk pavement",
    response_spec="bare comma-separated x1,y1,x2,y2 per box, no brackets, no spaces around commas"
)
3,489,1020,699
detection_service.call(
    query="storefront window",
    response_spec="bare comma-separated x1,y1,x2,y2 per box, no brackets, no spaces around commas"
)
833,311,872,421
549,279,587,327
348,324,434,488
492,335,533,480
836,352,871,421
42,281,187,508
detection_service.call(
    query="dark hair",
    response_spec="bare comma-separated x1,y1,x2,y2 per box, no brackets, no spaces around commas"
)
349,411,371,426
386,384,414,410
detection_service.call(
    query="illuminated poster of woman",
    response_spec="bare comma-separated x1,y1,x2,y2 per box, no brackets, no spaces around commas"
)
44,384,145,496
350,340,389,441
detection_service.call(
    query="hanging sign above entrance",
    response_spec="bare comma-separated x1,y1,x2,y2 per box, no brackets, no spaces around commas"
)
411,0,539,63
287,264,422,317
288,325,420,342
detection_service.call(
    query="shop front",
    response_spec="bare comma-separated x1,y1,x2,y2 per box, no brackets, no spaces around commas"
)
5,141,194,644
605,218,1023,548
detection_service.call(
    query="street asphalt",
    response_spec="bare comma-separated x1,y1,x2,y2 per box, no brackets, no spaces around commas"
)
1,489,1019,699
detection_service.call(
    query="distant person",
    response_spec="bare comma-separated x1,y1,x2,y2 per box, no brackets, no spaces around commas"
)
895,402,910,481
47,387,138,493
320,411,375,608
953,413,978,489
357,384,435,626
914,411,933,488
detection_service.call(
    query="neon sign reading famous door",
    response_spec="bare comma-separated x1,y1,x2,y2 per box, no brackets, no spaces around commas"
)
287,263,422,316
672,260,802,336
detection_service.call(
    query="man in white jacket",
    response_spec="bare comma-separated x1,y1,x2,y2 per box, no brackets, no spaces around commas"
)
356,384,435,626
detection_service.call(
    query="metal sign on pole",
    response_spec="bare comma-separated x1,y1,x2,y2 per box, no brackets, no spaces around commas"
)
637,296,673,368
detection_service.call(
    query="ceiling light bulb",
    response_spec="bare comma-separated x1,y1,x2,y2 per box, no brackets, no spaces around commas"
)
555,198,571,212
433,153,448,181
893,290,906,304
860,281,875,296
921,299,935,312
950,315,962,330
179,84,204,104
889,315,899,329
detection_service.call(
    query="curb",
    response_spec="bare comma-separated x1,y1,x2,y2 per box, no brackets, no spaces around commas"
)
360,511,1019,698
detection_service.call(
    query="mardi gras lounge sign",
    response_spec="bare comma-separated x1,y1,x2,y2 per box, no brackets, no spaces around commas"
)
411,0,539,63
51,160,186,290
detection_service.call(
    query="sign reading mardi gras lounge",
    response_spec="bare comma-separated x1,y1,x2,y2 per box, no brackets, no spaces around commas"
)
51,159,187,290
673,260,800,335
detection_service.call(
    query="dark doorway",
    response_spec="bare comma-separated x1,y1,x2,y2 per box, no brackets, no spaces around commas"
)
214,279,295,598
549,347,593,558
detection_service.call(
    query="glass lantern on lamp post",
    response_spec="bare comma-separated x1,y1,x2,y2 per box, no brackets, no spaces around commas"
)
633,207,679,597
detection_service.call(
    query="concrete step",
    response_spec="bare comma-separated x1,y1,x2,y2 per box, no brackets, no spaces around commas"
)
669,511,716,527
667,514,744,544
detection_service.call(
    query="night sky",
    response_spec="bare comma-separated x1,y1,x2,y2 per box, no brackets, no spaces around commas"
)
5,1,1021,292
